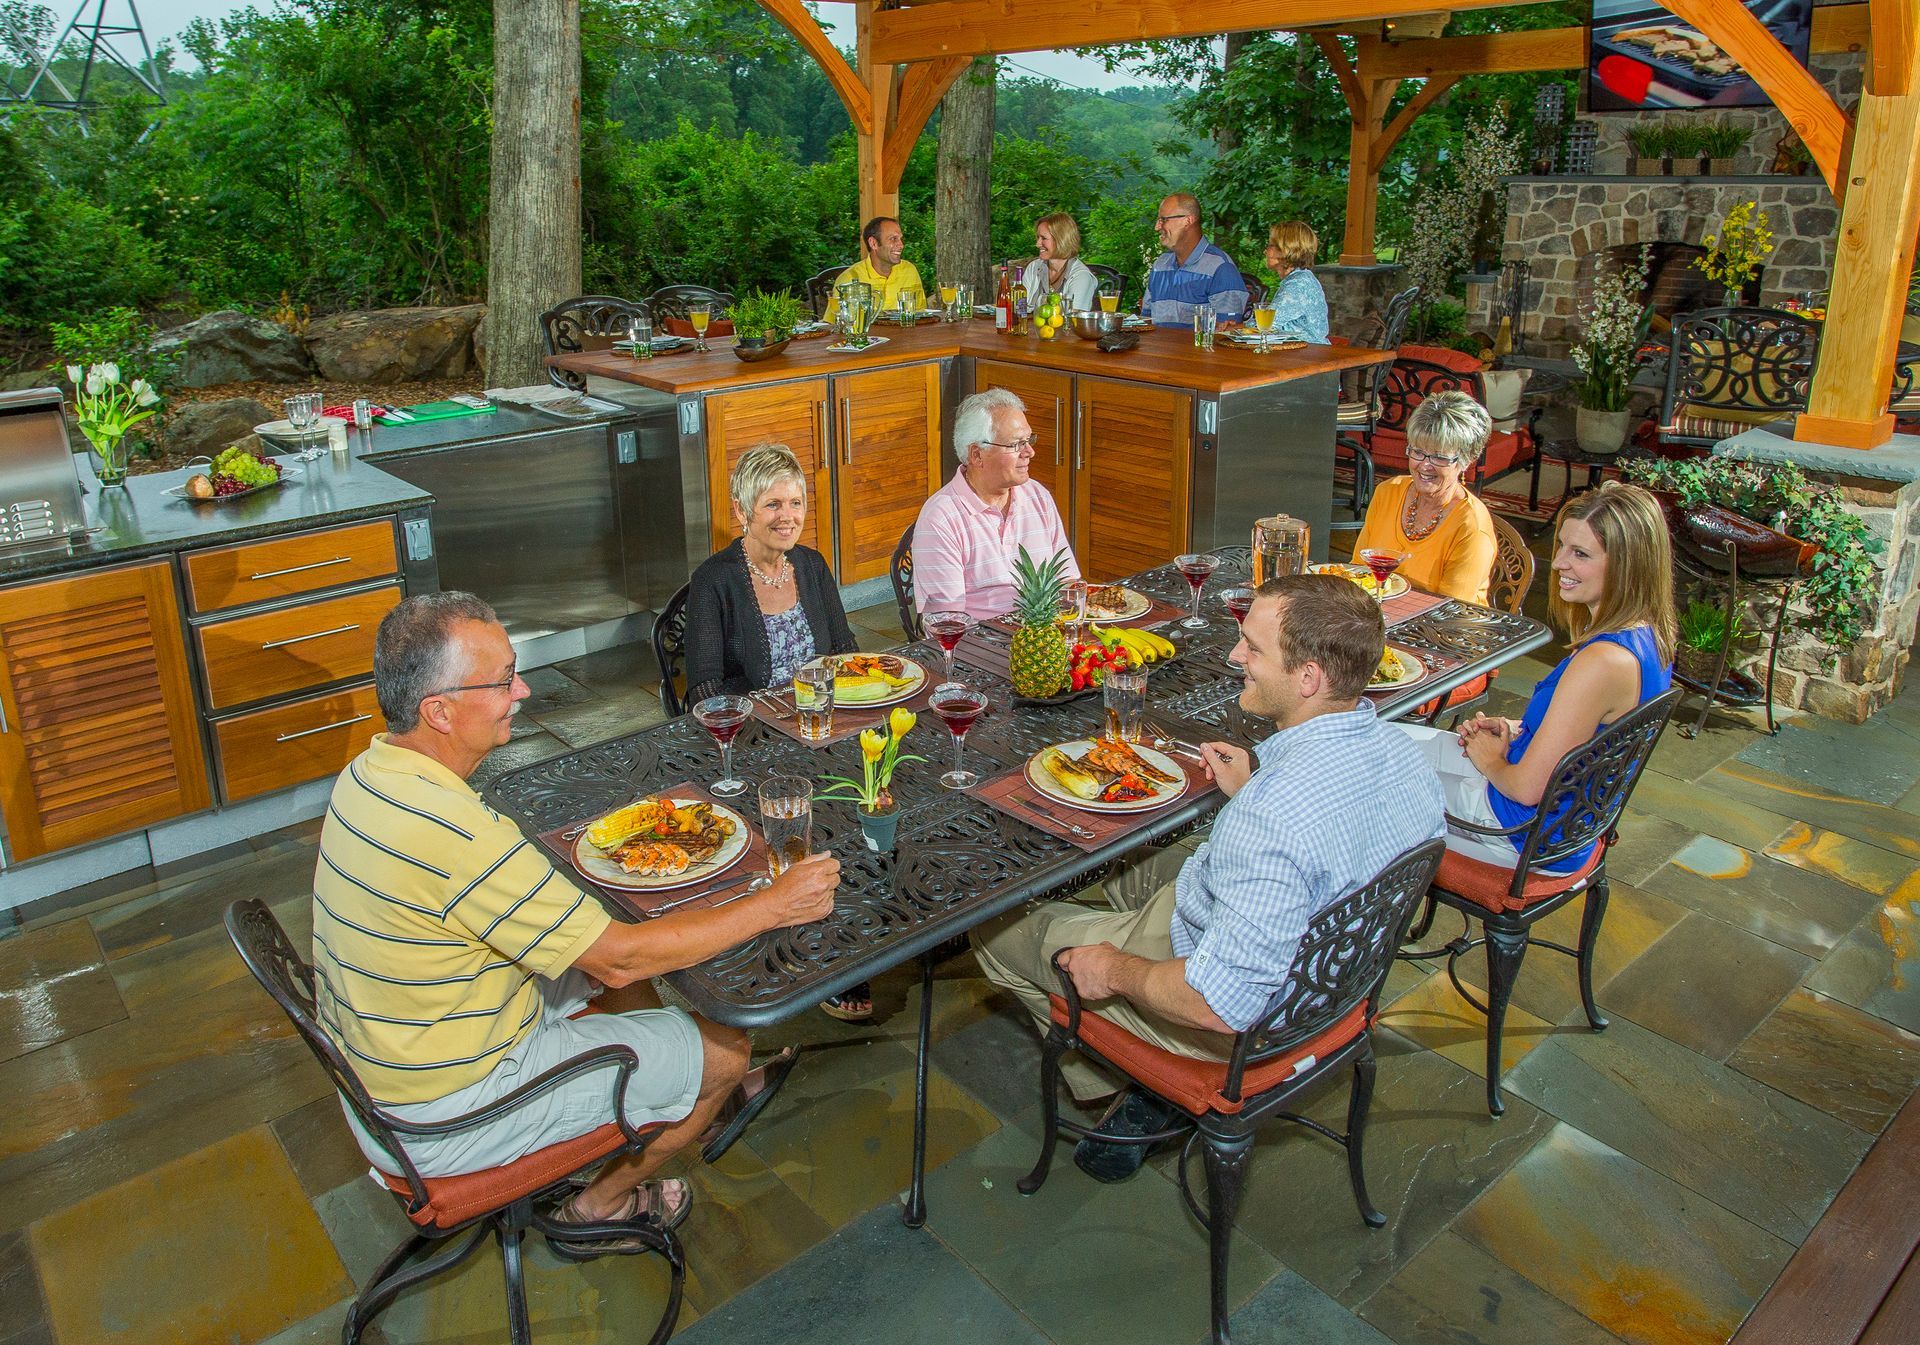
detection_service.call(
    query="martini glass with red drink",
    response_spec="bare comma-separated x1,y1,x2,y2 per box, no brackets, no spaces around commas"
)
692,694,753,798
929,682,989,789
1174,553,1220,629
923,610,975,683
1220,587,1255,626
1356,548,1408,603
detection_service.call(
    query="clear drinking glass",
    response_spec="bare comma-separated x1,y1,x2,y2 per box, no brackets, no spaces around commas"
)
687,301,712,353
1059,581,1089,649
929,682,988,790
286,393,319,446
1192,306,1216,350
1098,276,1120,315
693,694,753,798
897,288,916,325
793,663,835,741
628,311,653,360
1253,303,1277,350
939,279,959,321
923,610,975,683
351,398,373,431
1175,553,1220,629
758,775,813,881
955,282,973,320
1103,667,1147,743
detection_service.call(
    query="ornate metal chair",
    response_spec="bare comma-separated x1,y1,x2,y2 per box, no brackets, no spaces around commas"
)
1368,341,1544,502
223,900,684,1345
890,525,920,641
1656,307,1818,453
1332,284,1419,527
1020,839,1448,1345
648,284,736,337
805,263,853,318
1400,688,1684,1117
1415,512,1536,727
1084,262,1127,309
652,581,691,717
538,294,651,390
1241,271,1268,312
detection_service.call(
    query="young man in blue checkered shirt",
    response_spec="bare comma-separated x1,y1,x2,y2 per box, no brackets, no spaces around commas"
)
973,573,1445,1181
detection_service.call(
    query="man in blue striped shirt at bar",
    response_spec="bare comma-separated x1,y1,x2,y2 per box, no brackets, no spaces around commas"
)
973,573,1445,1182
1141,192,1251,328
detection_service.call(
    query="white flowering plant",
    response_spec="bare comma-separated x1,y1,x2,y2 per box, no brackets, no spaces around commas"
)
67,362,161,483
1396,106,1526,337
1571,247,1652,412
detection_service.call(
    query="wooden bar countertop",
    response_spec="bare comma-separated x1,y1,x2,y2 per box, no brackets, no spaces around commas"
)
549,318,1391,397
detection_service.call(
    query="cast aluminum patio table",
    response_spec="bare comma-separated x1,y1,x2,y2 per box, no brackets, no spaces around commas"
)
485,550,1551,1225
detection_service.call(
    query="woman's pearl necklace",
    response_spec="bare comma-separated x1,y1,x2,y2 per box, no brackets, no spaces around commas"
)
746,550,791,588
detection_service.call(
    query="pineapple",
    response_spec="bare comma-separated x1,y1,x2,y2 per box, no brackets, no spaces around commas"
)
1009,546,1071,698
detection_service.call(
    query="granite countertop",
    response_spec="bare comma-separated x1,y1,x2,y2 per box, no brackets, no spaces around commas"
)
0,451,434,584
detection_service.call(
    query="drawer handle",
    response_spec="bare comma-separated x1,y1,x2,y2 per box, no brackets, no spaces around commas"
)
262,623,359,650
250,555,352,581
275,712,374,744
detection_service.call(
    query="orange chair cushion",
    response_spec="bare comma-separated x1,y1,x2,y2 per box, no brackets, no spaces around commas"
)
378,1120,650,1229
662,316,734,338
1433,841,1605,915
1046,998,1371,1116
1412,672,1491,720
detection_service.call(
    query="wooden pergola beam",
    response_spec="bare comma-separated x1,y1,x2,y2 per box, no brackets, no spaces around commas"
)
1313,33,1366,114
1370,73,1457,173
1868,0,1917,96
758,0,872,135
883,56,969,194
869,0,1522,66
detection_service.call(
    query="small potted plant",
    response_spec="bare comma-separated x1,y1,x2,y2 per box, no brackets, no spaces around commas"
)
1695,200,1775,307
67,362,160,487
1627,121,1669,176
1700,121,1751,175
816,707,925,852
1675,598,1747,685
1571,247,1650,454
726,288,808,361
1665,122,1710,176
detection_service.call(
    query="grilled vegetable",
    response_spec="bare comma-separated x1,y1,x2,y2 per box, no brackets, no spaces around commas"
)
1039,747,1105,801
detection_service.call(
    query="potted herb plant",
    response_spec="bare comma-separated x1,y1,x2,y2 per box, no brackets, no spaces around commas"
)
1695,201,1775,307
1664,122,1710,175
816,708,925,852
1700,121,1751,175
726,288,808,360
1571,246,1650,454
1627,121,1669,176
67,362,160,487
1675,598,1747,684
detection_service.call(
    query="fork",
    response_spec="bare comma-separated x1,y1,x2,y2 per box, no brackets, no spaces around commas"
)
1142,720,1205,760
750,688,797,720
1010,793,1098,841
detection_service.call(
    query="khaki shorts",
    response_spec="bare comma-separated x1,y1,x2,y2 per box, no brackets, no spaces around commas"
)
346,970,704,1178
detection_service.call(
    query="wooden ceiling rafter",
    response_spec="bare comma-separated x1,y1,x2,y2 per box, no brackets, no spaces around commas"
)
758,0,873,135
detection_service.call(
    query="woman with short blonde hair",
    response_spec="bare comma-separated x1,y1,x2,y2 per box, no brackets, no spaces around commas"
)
1261,219,1330,343
1022,212,1099,312
1351,390,1500,603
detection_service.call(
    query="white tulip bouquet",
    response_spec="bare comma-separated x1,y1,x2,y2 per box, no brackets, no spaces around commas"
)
67,362,161,485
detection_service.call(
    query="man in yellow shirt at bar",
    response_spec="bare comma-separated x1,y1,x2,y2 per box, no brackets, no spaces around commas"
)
823,216,924,322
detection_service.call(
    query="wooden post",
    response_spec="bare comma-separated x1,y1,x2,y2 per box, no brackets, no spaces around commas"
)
1320,34,1391,266
857,4,899,226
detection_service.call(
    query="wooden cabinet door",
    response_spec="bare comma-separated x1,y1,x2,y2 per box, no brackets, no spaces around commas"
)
705,378,832,563
831,363,942,583
0,561,210,860
1075,377,1192,582
974,360,1074,525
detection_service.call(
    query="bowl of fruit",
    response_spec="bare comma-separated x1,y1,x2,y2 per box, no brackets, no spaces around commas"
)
168,444,298,504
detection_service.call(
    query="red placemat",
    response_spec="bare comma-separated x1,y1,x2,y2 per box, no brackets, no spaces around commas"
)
750,680,939,747
539,782,768,920
977,747,1216,852
1382,589,1446,626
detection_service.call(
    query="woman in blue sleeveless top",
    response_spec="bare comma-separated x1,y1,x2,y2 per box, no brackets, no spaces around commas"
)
1399,482,1675,871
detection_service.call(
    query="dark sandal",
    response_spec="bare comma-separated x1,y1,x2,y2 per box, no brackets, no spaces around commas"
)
545,1178,691,1260
819,981,874,1022
699,1045,798,1164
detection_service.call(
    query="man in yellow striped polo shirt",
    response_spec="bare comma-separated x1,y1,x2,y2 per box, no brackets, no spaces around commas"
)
314,591,838,1236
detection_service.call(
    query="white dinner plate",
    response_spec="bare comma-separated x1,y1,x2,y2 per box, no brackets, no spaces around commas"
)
1368,645,1426,691
1025,739,1191,815
801,653,928,708
254,415,347,439
824,335,890,352
571,798,750,892
1308,563,1411,600
1082,586,1152,622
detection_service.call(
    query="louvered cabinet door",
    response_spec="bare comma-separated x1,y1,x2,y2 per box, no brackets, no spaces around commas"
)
831,362,942,583
1075,377,1192,582
705,378,833,563
0,561,211,859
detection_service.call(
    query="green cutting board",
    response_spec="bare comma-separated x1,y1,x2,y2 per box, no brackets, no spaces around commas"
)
380,400,497,424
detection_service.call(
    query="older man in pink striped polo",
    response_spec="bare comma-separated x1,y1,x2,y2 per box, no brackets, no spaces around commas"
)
913,388,1081,620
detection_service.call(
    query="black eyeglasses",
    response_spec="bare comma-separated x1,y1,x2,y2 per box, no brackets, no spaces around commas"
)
1154,213,1194,226
428,671,518,698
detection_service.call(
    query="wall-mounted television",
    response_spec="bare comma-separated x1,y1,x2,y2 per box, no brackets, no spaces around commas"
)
1588,0,1812,111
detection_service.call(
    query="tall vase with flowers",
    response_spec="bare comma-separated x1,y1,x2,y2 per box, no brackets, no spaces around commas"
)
1570,246,1651,454
1694,200,1775,308
816,707,925,851
67,362,160,487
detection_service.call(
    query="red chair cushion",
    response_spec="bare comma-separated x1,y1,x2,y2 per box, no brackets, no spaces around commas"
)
1412,672,1491,720
662,316,734,338
1368,427,1533,478
378,1120,653,1229
1433,841,1605,915
1046,998,1371,1116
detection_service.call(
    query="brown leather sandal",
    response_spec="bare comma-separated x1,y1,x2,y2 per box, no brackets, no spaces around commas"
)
699,1045,798,1163
545,1177,691,1260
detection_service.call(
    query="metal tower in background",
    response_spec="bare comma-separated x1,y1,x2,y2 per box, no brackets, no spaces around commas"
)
1,1,166,135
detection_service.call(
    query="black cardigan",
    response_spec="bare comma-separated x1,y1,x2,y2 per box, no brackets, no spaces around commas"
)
683,539,859,705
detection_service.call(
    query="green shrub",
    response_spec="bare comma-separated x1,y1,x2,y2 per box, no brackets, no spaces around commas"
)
49,307,180,393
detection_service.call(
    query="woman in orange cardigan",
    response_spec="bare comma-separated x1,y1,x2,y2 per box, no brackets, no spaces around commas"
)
1352,390,1499,602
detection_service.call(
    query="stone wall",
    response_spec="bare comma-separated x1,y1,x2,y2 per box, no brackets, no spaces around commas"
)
1313,263,1405,341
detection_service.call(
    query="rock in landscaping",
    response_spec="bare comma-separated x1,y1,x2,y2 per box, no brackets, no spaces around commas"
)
304,305,486,383
149,310,312,387
160,397,274,460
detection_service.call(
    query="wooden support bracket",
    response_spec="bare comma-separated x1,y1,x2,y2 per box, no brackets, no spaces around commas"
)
757,0,873,135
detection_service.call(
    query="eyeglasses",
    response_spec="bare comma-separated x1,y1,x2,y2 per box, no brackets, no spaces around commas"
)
428,671,518,698
1407,449,1463,466
1153,213,1194,227
982,436,1037,455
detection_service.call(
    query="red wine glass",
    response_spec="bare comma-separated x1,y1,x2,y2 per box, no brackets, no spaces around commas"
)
1174,553,1219,629
692,694,753,798
1356,548,1407,603
929,682,989,790
1220,587,1255,626
923,610,975,683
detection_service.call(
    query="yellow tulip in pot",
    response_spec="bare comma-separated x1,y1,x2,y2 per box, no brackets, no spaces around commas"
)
816,707,925,851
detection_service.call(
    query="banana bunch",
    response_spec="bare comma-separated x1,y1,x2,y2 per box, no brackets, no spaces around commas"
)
1088,624,1176,664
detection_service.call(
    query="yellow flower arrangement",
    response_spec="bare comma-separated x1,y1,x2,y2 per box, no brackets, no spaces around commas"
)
1694,201,1775,295
819,708,925,812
